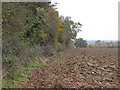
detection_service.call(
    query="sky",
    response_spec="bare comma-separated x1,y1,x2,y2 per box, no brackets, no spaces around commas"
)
51,0,119,40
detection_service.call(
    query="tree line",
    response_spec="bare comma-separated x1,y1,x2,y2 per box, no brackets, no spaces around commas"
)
87,40,119,48
2,2,82,81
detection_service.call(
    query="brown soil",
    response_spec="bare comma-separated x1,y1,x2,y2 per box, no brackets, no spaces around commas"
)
20,48,119,88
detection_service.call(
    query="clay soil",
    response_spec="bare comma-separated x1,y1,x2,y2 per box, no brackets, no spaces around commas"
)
20,48,119,88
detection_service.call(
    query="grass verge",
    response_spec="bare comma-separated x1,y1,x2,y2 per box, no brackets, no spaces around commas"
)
2,57,49,88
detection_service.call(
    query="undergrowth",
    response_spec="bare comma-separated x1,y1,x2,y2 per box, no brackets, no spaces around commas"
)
2,57,49,88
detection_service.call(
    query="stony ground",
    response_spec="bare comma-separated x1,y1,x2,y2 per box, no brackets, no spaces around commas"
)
20,48,119,88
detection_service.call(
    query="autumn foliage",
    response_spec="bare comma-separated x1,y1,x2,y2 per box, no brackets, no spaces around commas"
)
2,2,82,87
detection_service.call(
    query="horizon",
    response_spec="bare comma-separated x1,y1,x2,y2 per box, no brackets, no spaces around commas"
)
73,38,118,41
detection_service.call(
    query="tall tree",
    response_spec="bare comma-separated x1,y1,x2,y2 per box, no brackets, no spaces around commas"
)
61,16,82,47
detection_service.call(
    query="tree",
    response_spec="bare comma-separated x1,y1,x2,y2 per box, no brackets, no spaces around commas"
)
95,40,101,48
23,7,49,45
61,16,82,47
74,38,87,48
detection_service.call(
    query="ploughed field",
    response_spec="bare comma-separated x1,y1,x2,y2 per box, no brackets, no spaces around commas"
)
20,48,119,88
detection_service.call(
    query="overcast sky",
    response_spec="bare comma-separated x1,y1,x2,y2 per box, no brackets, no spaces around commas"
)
51,0,119,40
